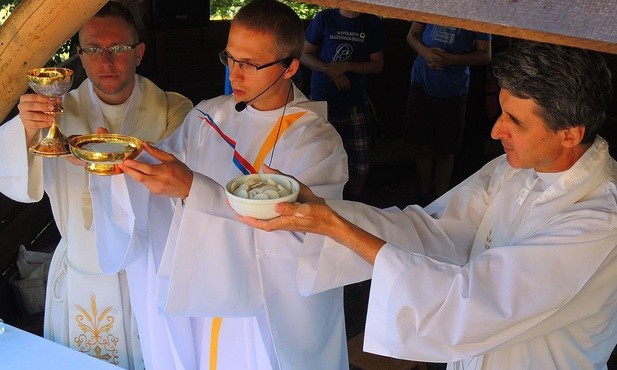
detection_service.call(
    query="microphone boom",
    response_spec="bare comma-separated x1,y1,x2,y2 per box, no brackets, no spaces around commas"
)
234,68,288,112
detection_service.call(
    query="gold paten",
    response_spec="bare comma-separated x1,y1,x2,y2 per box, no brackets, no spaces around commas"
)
69,133,143,175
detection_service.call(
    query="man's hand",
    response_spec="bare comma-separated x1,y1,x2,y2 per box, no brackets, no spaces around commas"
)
332,74,351,91
323,62,348,80
432,49,459,69
119,142,193,198
238,201,336,235
17,93,55,146
423,47,446,70
238,199,384,265
241,166,332,233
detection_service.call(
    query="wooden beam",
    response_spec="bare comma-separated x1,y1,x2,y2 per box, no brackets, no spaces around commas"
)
0,0,107,123
300,0,617,54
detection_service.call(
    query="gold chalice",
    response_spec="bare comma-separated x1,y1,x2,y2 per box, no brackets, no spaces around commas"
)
27,67,74,157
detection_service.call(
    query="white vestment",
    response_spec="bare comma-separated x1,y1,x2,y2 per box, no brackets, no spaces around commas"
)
0,75,192,370
300,137,617,370
89,85,350,370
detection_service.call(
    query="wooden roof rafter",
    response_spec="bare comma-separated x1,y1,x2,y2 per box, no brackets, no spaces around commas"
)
300,0,617,54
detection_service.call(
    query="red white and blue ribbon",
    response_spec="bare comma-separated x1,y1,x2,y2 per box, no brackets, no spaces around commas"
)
197,108,257,175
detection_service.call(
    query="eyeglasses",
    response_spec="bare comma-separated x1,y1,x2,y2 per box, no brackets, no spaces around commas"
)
219,50,291,75
78,44,140,58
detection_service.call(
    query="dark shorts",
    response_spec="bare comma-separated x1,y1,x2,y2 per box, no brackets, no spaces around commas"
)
329,103,371,177
404,84,467,154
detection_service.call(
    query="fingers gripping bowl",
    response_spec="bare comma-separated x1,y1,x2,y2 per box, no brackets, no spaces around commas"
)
225,174,300,220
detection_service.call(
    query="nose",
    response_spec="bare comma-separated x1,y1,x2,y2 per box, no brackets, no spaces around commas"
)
98,50,115,64
228,62,243,84
490,115,507,140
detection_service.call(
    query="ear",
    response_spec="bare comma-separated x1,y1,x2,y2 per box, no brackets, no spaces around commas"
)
135,42,146,66
560,126,585,148
284,58,300,80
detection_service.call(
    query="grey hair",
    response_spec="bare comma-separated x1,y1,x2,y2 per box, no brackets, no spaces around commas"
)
492,40,612,144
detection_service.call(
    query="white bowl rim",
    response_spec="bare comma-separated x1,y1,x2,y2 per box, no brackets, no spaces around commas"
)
225,173,299,204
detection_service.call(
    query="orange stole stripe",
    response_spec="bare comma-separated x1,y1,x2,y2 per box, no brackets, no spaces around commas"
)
209,317,223,369
252,111,307,171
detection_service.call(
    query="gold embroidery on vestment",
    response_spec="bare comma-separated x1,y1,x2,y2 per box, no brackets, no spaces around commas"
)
74,294,120,364
485,229,492,250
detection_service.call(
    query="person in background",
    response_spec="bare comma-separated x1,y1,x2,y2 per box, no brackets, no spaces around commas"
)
0,2,192,369
239,41,617,370
405,22,491,204
301,8,385,199
89,0,349,369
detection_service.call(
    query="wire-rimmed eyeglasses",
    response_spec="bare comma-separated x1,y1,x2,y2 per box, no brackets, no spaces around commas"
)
78,44,140,58
219,50,292,75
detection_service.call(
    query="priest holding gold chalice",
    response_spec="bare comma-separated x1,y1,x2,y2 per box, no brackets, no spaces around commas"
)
0,2,192,369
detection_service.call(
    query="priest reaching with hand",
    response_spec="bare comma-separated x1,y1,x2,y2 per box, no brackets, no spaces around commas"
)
239,40,617,370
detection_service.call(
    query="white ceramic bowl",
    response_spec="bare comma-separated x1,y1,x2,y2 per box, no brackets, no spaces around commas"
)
225,173,300,220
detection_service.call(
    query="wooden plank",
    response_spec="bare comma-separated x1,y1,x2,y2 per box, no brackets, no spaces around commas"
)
299,0,617,54
0,0,107,124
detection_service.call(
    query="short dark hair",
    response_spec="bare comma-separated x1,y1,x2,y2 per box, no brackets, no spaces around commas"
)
231,0,304,60
79,1,140,44
492,40,612,144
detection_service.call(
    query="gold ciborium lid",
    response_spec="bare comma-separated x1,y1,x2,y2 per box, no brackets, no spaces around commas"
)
69,133,143,176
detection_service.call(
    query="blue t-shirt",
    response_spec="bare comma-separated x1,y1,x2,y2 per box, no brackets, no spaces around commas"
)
305,9,385,113
411,24,491,97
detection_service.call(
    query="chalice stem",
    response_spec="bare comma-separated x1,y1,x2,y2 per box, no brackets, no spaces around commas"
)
46,117,66,140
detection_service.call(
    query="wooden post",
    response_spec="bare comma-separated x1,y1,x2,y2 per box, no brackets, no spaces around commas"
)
0,0,107,123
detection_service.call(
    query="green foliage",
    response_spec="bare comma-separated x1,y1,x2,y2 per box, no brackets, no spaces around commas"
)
46,40,73,67
283,0,321,19
210,0,245,20
0,0,19,25
210,0,321,20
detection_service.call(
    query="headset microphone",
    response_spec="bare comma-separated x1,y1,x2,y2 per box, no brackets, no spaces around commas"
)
234,101,249,112
234,58,292,112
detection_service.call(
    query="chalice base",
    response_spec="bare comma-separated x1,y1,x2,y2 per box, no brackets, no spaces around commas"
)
29,137,71,157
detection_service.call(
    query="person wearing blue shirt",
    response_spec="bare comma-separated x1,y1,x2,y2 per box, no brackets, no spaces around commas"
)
405,22,491,204
302,8,386,199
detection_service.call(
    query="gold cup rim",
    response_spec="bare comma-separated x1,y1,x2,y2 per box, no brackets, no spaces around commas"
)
26,67,74,82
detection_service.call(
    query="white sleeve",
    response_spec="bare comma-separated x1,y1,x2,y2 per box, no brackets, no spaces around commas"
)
89,174,152,273
156,171,265,316
298,200,441,295
0,116,44,202
364,211,617,362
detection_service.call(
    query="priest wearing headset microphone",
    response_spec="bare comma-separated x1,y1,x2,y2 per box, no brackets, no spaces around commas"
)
87,1,350,369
